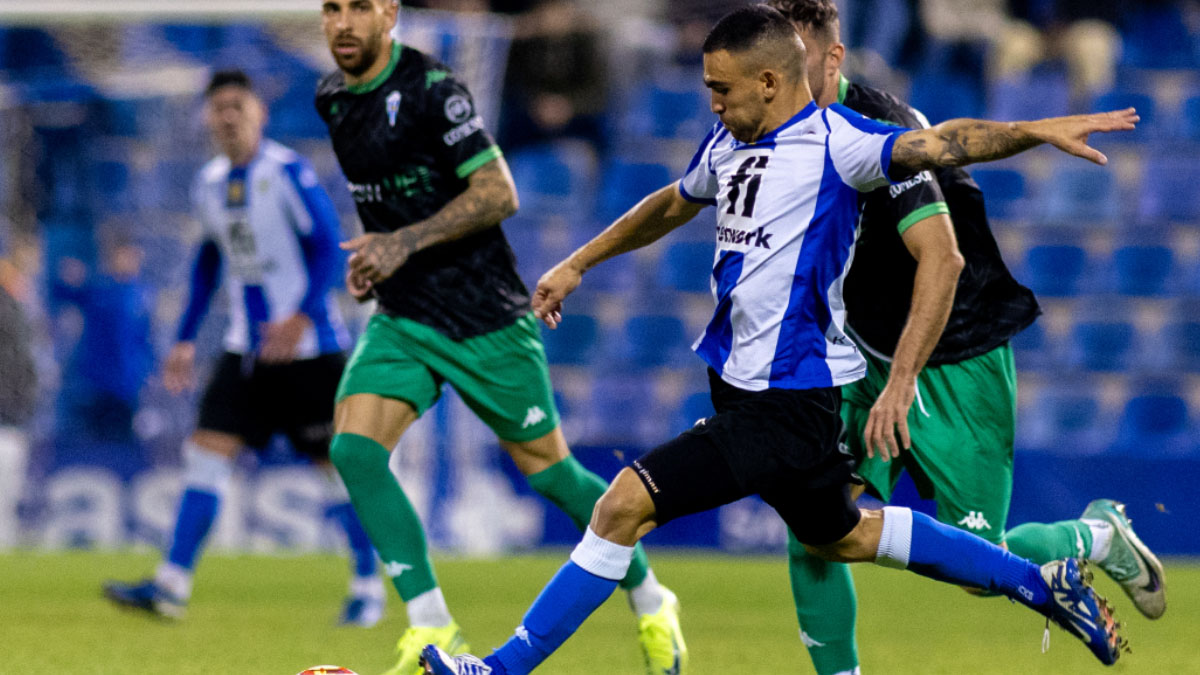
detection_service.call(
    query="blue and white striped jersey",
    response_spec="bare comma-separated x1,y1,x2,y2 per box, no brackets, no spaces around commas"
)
181,139,350,358
679,102,909,391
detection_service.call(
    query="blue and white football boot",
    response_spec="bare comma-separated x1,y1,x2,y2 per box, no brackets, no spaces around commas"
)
338,594,384,628
102,578,187,620
420,645,492,675
1040,558,1127,665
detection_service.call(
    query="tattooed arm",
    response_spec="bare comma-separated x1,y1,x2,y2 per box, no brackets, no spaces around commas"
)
890,108,1139,179
340,156,518,284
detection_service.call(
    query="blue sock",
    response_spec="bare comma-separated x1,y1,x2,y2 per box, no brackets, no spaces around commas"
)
484,561,620,674
329,502,377,578
902,509,1049,611
166,488,219,570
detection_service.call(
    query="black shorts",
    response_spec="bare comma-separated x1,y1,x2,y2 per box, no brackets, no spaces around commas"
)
630,368,862,546
197,352,346,459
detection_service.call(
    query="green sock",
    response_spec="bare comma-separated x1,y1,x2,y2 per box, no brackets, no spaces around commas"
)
1005,519,1093,564
526,455,650,590
788,529,859,675
329,433,438,602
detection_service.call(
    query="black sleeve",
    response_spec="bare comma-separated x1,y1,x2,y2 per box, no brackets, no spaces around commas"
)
423,75,502,180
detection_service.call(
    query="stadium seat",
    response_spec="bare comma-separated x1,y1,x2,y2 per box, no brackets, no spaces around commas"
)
1112,392,1192,455
1022,245,1088,297
658,241,715,293
1120,5,1197,69
1067,321,1136,372
910,69,985,125
1182,96,1200,142
1137,157,1200,222
970,168,1026,220
541,314,599,366
1009,320,1056,371
671,391,715,435
1110,245,1175,296
645,86,710,139
987,68,1070,122
1018,385,1106,453
507,144,594,215
587,373,658,444
596,161,673,224
621,314,689,368
0,28,68,73
1039,165,1119,225
1161,321,1200,371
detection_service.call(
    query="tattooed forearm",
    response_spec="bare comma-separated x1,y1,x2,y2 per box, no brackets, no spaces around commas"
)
891,120,1041,175
398,158,518,252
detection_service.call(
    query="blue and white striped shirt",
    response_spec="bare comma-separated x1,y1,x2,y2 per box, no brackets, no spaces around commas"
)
181,139,350,358
679,102,909,391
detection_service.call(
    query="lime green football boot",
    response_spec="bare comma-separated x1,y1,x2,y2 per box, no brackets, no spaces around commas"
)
1082,499,1166,619
636,587,688,675
383,622,468,675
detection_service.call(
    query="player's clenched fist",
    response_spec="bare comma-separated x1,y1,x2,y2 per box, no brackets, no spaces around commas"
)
533,261,583,329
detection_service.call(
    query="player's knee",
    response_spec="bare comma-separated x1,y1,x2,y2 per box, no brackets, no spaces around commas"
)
591,469,654,535
808,509,883,563
328,433,381,479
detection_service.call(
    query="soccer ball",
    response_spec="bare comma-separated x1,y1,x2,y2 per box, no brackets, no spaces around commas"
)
297,667,357,675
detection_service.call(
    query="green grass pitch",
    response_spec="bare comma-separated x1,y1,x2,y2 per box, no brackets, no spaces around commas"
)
2,551,1196,674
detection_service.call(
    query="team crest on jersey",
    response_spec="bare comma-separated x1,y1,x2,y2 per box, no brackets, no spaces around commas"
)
226,179,246,207
386,91,402,127
444,94,473,123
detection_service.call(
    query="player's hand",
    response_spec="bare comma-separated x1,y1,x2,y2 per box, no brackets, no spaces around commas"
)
1023,108,1139,166
533,260,584,329
258,313,312,364
346,268,374,302
864,377,916,462
341,231,413,284
163,342,196,395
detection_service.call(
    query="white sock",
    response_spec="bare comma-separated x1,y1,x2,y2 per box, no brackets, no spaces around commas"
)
833,668,861,675
154,562,194,600
407,587,453,628
570,527,635,581
1082,519,1114,562
874,506,913,570
627,568,666,616
351,574,386,601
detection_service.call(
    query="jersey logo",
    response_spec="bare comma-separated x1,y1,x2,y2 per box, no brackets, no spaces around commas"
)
799,631,826,648
384,561,414,578
889,171,932,198
957,511,992,531
715,224,772,249
226,178,246,207
444,94,473,124
386,91,401,128
521,406,548,429
724,155,770,217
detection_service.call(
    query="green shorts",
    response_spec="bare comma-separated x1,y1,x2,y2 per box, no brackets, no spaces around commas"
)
843,343,1016,544
336,312,560,443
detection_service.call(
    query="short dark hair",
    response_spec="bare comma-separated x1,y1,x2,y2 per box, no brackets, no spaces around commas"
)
205,69,253,97
702,5,798,55
766,0,840,43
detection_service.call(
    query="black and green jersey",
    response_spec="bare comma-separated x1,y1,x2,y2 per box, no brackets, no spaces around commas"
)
839,77,1040,366
316,42,529,340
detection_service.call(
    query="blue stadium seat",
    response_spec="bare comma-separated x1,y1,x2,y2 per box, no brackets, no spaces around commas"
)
0,28,67,73
1018,385,1106,452
1161,321,1200,371
1068,321,1136,372
621,314,688,368
507,144,593,215
597,161,672,224
988,68,1070,122
1111,245,1175,297
658,241,714,293
646,86,710,139
970,168,1026,220
1022,245,1088,297
672,391,715,434
1137,157,1200,222
1039,165,1118,225
910,70,985,125
1120,5,1197,69
1113,392,1192,455
541,314,599,366
1182,96,1200,142
587,374,656,444
1009,320,1055,371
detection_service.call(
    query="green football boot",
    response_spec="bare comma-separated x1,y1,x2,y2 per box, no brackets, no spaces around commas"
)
1081,499,1166,619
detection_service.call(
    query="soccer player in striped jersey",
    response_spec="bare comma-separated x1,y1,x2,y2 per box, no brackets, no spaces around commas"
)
766,2,1166,673
102,70,385,627
421,6,1137,673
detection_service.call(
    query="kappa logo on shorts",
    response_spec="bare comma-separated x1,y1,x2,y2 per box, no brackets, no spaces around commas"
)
384,561,414,578
521,406,548,429
957,511,993,531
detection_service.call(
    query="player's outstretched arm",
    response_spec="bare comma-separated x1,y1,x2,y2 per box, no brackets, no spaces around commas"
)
533,183,704,328
890,108,1139,176
341,157,518,283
